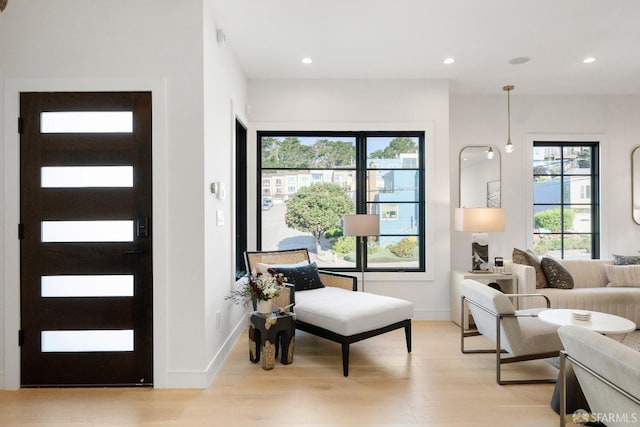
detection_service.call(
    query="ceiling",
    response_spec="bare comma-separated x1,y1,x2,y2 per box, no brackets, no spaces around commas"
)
210,0,640,95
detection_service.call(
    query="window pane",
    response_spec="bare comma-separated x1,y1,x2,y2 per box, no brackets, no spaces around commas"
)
261,170,356,268
533,233,561,257
373,202,419,234
564,234,592,259
367,170,419,202
533,176,562,204
564,146,592,174
41,275,134,297
367,137,419,168
41,220,134,242
41,330,134,352
41,166,133,188
41,111,133,133
533,205,564,233
532,234,592,259
369,236,420,269
261,136,356,169
565,175,591,204
565,205,592,232
533,146,562,176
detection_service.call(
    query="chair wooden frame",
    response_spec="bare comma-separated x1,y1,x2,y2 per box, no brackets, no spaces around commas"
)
461,292,559,385
244,248,412,376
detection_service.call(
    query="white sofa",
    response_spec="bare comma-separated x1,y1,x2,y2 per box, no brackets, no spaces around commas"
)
506,259,640,326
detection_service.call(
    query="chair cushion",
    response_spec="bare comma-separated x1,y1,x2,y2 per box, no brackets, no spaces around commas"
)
294,287,414,336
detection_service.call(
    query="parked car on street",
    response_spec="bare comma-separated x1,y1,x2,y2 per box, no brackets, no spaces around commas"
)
262,198,273,210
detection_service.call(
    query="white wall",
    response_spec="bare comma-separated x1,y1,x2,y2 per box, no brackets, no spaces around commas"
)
450,94,640,271
247,79,452,321
0,0,248,389
202,0,251,387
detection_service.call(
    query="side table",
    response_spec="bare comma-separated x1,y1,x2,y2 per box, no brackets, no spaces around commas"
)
248,311,296,370
450,270,518,329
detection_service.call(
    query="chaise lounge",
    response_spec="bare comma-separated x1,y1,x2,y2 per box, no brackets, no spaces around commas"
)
244,248,414,376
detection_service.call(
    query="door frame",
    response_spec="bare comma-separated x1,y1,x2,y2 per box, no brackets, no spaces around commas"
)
3,78,169,389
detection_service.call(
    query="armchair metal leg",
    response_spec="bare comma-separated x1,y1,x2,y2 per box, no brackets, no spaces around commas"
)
560,351,568,427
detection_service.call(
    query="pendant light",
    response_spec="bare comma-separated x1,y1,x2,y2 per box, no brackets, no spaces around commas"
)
487,146,495,159
503,85,515,153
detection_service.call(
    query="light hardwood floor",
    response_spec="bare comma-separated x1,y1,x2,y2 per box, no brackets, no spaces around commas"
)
0,321,569,426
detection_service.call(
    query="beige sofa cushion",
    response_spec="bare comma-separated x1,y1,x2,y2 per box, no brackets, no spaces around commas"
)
559,259,611,288
605,264,640,287
512,248,548,288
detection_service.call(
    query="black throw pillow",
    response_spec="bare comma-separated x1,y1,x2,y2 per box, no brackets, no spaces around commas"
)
270,262,325,291
541,257,574,289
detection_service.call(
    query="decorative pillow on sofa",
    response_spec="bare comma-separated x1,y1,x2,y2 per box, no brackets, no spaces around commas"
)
255,260,308,275
604,264,640,287
268,262,325,292
512,248,548,289
541,257,574,289
612,254,640,265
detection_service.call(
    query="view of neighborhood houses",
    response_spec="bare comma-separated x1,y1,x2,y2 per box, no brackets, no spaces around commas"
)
532,145,595,259
260,135,422,270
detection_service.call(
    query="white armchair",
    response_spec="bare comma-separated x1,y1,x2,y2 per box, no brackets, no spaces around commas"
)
459,279,563,385
558,325,640,427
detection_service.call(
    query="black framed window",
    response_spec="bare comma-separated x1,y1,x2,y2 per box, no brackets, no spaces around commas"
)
532,141,599,259
257,131,425,272
235,119,248,278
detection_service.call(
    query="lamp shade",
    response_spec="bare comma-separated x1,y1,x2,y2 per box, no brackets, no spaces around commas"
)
454,208,505,232
342,214,380,236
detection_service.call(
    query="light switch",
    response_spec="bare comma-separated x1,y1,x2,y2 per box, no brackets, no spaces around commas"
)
216,209,224,226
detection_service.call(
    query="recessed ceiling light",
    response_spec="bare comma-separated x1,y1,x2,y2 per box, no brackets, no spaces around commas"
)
443,57,455,65
509,56,530,65
583,57,596,64
301,57,313,65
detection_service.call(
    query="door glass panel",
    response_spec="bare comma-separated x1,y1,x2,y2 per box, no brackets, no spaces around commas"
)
40,111,133,133
41,330,134,352
41,166,134,188
41,275,134,297
41,220,134,242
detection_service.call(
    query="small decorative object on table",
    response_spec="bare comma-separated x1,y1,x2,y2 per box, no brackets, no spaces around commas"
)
225,269,287,314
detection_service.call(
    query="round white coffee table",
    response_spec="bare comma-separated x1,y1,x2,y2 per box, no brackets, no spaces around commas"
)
538,309,636,334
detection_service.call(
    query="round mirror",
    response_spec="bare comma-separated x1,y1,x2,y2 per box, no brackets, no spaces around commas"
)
459,145,501,208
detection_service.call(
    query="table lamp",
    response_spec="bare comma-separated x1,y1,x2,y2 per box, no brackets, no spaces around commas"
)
454,208,505,272
342,214,380,291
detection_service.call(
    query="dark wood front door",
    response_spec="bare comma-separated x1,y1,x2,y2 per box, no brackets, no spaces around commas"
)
19,92,153,386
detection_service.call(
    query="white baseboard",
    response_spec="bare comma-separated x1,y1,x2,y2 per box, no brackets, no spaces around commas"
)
163,315,248,389
412,308,451,321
